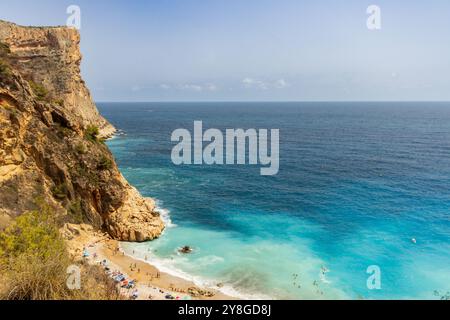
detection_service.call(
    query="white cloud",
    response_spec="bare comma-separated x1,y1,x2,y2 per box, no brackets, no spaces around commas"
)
274,79,289,89
242,78,289,90
242,78,268,90
182,84,204,92
179,83,218,92
205,84,218,91
160,84,171,90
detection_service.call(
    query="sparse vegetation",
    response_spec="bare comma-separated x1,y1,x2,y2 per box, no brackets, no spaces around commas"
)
56,124,73,138
0,42,15,88
68,200,84,224
85,125,100,143
97,155,113,170
73,164,100,187
29,81,49,101
75,143,87,155
0,201,123,300
0,60,11,77
0,202,68,299
0,99,18,118
53,99,64,107
52,183,69,200
0,42,11,56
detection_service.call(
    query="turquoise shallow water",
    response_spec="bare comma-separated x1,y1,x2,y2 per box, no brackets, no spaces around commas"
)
99,102,450,300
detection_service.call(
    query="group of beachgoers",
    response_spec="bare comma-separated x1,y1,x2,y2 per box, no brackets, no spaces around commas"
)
82,243,195,300
83,246,140,299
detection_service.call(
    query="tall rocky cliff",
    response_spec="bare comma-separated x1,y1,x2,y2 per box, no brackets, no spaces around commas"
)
0,20,164,242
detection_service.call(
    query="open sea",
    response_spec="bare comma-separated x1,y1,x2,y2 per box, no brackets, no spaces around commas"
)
98,102,450,300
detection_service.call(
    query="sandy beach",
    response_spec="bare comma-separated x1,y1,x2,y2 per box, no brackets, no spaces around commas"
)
64,224,235,300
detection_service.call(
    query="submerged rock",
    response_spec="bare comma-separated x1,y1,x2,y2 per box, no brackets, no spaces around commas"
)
179,246,194,254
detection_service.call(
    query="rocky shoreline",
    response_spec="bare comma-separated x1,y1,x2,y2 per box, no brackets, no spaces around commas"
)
0,20,164,242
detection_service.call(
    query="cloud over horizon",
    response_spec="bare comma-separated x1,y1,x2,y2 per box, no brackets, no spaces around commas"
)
2,0,448,101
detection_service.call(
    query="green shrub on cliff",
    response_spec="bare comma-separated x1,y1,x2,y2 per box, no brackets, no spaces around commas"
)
29,81,49,101
53,98,65,107
52,183,69,200
97,155,113,170
0,59,11,77
0,42,16,89
0,202,64,261
0,202,69,299
0,42,10,56
68,200,84,224
0,42,11,77
0,201,123,300
85,125,100,143
75,143,87,155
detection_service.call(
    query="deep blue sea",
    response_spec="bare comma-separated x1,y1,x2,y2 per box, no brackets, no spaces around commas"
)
98,102,450,300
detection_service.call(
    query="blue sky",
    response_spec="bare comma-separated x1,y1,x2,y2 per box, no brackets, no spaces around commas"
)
1,0,449,101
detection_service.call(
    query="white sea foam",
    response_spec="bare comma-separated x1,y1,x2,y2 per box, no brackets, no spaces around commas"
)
119,201,279,300
154,199,177,228
107,129,126,141
120,244,273,300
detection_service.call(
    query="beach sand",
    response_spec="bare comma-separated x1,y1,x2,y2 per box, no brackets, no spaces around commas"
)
64,224,235,300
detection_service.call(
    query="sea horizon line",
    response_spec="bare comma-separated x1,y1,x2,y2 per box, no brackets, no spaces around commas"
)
96,100,450,104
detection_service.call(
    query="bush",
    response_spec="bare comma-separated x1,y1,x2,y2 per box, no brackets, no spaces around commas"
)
0,43,15,88
29,81,49,101
0,201,123,300
52,183,69,200
53,99,64,107
97,155,113,170
75,143,87,155
85,125,100,143
68,200,83,224
0,42,10,56
0,60,11,77
0,203,69,299
0,202,64,261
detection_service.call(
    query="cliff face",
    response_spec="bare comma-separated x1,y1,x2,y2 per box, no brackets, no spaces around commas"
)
0,20,114,137
0,21,164,242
